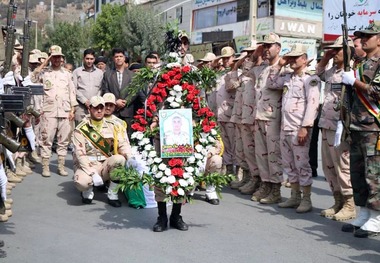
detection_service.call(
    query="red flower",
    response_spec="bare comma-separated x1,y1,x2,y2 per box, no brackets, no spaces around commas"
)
172,181,179,187
156,96,163,103
131,123,145,132
182,65,191,73
206,111,214,117
171,189,178,196
186,94,194,102
174,74,182,80
161,74,170,80
157,82,166,89
139,118,148,125
171,168,184,178
136,109,145,115
193,103,199,110
202,125,211,133
168,158,184,167
145,110,153,118
168,70,176,77
149,104,157,112
209,121,216,128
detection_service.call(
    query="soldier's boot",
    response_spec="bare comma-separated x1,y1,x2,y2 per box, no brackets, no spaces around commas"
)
57,156,68,176
4,199,13,205
21,157,33,174
230,169,250,189
278,183,302,208
25,157,36,169
332,195,356,221
240,176,261,195
6,189,11,195
320,191,343,217
251,181,272,202
296,185,312,213
5,209,12,217
7,170,23,183
221,165,226,176
7,182,16,188
0,213,8,222
28,151,41,164
235,166,243,181
42,158,51,177
260,183,282,204
15,158,27,177
225,164,234,175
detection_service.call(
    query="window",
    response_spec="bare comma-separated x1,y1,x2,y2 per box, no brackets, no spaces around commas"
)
176,6,183,24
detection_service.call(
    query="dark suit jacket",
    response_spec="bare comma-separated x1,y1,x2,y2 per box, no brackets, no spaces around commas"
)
101,68,146,119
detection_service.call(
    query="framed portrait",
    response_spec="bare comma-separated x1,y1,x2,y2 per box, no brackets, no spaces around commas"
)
159,108,194,158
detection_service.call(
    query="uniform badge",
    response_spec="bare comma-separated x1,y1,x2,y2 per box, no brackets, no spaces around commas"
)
283,85,288,94
45,80,52,88
309,79,318,87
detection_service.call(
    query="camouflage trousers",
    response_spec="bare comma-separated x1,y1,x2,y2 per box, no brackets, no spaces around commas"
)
241,123,259,176
350,131,379,210
219,121,236,166
280,130,313,186
255,120,283,183
321,129,352,195
74,154,127,192
234,124,249,170
40,116,72,158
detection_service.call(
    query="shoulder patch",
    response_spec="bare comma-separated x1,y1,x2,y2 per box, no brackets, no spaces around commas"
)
309,79,319,87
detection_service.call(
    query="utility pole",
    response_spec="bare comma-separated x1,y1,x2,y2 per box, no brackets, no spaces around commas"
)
50,0,54,27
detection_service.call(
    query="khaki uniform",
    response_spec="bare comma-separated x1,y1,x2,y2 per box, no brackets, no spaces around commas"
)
204,140,223,200
73,66,104,122
251,62,283,183
317,65,352,195
216,71,236,166
32,67,77,158
268,68,320,186
73,117,132,192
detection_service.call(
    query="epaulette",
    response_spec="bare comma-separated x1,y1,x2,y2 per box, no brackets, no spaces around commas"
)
76,119,89,130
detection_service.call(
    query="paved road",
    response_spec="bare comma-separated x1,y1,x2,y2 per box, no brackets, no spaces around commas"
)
0,154,379,263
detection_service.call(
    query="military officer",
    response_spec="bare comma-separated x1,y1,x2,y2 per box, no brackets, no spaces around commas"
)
72,96,132,207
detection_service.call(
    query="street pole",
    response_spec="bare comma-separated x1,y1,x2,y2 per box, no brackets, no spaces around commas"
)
33,20,38,49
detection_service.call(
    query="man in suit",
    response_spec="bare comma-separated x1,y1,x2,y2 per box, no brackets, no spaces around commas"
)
101,48,145,136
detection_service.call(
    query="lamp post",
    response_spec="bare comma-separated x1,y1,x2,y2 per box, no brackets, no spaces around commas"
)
32,20,38,49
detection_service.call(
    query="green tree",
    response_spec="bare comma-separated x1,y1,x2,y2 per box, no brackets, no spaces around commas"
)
91,4,126,52
120,4,166,60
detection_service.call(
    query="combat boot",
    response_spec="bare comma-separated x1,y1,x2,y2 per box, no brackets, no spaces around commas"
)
296,185,312,213
240,176,261,195
231,169,250,189
221,165,226,175
15,158,27,177
321,191,343,217
28,150,41,164
42,158,51,177
21,157,33,174
260,183,282,204
7,170,23,183
278,183,301,208
7,182,16,188
5,209,12,217
0,213,8,222
251,181,271,202
225,164,234,175
235,165,243,181
25,157,36,169
4,199,13,205
57,156,68,176
332,195,356,221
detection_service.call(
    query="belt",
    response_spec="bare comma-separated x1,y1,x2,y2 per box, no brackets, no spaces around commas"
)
88,155,107,162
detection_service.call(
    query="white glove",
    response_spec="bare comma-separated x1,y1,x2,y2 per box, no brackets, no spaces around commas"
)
3,71,16,86
92,172,104,186
341,71,356,86
334,121,343,147
0,164,8,201
21,75,33,86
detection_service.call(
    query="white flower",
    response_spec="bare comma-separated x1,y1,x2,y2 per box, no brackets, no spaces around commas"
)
165,185,173,194
167,96,175,102
151,165,158,173
199,138,207,144
194,153,203,160
170,101,180,108
207,136,216,143
183,172,190,179
138,137,150,146
155,171,163,178
201,149,208,156
177,188,185,196
146,158,154,165
185,167,194,173
179,179,188,187
131,132,137,139
187,156,196,163
169,90,176,96
200,132,208,139
160,176,168,183
167,176,176,184
154,157,162,163
169,52,179,59
187,176,195,185
174,97,183,103
136,132,144,140
195,144,203,153
141,151,148,159
148,151,157,158
197,160,205,169
211,129,217,136
144,144,153,151
158,163,167,171
173,85,182,92
167,62,181,68
164,168,172,176
195,168,200,175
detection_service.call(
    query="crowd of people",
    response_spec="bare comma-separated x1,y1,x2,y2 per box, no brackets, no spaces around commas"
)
0,23,380,238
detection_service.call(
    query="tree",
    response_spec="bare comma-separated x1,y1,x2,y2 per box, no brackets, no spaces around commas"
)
120,4,166,61
91,4,126,52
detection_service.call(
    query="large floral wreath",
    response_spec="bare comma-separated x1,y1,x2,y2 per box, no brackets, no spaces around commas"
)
113,56,233,203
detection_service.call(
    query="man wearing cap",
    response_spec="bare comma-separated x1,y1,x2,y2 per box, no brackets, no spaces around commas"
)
103,92,128,138
267,43,320,213
73,95,132,207
178,31,193,66
216,46,237,176
339,22,380,238
316,36,355,221
102,48,145,136
249,33,284,204
31,45,77,177
73,49,104,125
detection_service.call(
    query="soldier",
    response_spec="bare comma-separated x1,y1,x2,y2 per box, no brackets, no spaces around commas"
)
73,96,132,207
316,36,356,221
31,45,77,177
268,43,320,213
249,33,284,204
73,49,104,125
340,23,380,238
